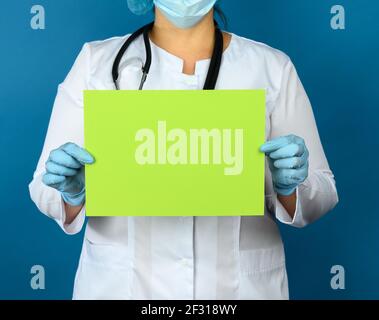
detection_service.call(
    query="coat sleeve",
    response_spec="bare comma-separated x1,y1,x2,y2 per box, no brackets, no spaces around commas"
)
28,43,91,234
269,58,339,228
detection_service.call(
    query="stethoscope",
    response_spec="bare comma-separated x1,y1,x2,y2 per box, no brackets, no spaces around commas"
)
112,21,224,91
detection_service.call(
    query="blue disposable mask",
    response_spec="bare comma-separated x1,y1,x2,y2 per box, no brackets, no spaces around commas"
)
153,0,217,29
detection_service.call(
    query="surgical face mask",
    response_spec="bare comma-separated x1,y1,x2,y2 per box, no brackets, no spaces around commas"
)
153,0,218,29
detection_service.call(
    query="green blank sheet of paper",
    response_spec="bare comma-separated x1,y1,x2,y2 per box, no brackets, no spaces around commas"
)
84,90,265,216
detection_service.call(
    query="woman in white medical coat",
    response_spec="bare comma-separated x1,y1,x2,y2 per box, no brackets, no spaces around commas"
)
29,0,338,299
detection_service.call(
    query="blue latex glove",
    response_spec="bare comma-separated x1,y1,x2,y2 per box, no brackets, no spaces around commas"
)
42,143,95,206
260,135,309,196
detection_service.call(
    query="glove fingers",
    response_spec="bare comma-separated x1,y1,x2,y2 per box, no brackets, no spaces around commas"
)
42,173,66,187
276,169,305,185
61,143,94,165
260,136,290,153
45,161,78,176
49,149,82,169
269,143,304,160
273,156,305,169
260,135,306,153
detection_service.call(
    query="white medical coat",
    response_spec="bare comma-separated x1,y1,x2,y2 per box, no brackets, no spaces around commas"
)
29,32,338,300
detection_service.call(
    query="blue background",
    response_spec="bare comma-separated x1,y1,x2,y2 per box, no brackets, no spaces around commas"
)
0,0,378,299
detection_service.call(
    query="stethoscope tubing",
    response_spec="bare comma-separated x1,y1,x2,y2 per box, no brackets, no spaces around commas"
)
112,21,224,91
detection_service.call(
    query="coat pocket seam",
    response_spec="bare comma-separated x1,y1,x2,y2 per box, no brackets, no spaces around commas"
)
239,245,285,275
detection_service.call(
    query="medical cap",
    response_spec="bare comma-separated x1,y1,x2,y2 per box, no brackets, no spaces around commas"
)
127,0,154,15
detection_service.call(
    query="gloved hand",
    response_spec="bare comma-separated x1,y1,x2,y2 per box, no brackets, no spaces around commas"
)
260,135,309,196
42,142,95,206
